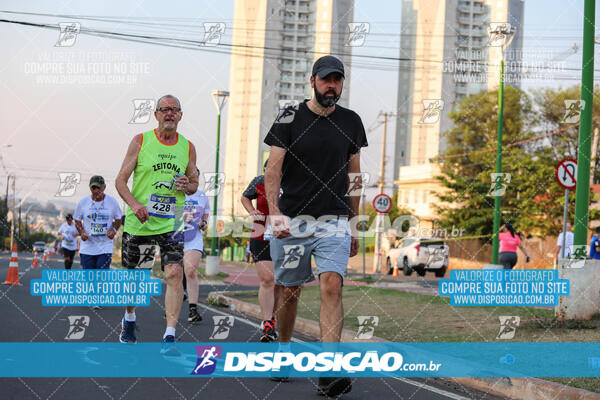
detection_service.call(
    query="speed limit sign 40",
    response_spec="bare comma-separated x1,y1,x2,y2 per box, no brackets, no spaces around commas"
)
373,193,392,214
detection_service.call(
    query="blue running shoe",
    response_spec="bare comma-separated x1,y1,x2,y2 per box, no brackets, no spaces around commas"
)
119,319,136,343
161,335,180,356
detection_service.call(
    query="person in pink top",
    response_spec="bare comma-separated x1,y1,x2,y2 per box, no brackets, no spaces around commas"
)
498,222,530,269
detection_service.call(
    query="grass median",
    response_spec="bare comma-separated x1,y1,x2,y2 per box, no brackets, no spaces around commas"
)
227,285,600,393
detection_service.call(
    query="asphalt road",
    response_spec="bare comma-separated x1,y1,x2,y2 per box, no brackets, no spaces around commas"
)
0,252,503,400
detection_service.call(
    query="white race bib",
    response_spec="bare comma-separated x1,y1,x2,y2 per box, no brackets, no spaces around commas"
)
148,194,176,218
90,222,108,236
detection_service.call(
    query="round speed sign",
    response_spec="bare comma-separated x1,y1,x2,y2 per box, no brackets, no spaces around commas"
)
372,193,392,214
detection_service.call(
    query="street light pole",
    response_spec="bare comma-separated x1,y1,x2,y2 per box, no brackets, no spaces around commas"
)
490,24,515,265
207,90,229,274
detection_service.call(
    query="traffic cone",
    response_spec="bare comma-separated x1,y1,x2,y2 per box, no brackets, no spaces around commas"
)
392,264,399,277
32,249,39,268
3,243,22,286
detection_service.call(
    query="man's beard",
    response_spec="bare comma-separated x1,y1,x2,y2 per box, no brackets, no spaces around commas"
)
314,86,341,108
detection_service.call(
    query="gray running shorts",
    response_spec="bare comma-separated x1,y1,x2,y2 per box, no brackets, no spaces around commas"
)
270,218,351,287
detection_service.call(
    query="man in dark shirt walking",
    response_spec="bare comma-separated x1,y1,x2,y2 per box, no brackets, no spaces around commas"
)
264,55,368,397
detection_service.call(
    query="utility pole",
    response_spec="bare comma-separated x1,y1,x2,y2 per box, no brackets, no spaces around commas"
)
372,111,395,273
3,175,9,241
3,175,8,211
18,203,21,238
9,176,15,251
573,0,596,254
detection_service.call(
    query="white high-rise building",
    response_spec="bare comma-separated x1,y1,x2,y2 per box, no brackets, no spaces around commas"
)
394,0,524,224
222,0,354,217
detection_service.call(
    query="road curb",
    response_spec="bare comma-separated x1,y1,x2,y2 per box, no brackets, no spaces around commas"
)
207,290,600,400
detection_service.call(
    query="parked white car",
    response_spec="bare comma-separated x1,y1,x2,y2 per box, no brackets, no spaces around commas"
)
32,241,46,253
386,237,449,277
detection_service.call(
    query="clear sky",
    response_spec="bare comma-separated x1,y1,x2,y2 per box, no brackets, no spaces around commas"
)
0,0,598,214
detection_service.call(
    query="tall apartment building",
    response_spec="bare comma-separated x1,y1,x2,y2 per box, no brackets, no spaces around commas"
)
394,0,524,224
222,0,354,216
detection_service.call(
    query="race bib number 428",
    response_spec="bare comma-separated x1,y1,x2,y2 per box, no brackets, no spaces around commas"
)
148,194,176,218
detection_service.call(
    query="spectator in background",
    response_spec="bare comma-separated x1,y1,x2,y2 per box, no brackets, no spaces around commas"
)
498,222,530,269
556,222,574,259
589,227,600,260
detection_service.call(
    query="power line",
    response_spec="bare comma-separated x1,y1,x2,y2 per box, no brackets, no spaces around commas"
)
0,16,597,77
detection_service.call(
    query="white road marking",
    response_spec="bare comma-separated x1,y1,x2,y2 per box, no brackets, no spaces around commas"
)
196,302,304,342
393,378,472,400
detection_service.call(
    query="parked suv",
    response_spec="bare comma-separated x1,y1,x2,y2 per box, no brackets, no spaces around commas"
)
386,237,449,277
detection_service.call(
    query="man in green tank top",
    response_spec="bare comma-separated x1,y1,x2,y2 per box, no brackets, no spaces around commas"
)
115,94,198,353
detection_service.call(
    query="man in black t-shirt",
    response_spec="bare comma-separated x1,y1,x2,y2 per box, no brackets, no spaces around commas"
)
264,55,368,396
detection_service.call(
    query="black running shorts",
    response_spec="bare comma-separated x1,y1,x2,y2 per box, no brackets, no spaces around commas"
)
122,231,184,270
250,238,272,262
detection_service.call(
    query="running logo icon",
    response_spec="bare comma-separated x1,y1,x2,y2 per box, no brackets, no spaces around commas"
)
55,172,81,197
282,245,304,269
565,245,588,268
346,22,370,47
203,23,225,46
563,100,585,123
65,316,90,340
496,316,520,340
487,23,512,47
203,172,226,196
355,316,379,339
488,173,511,196
418,100,444,124
129,99,156,124
55,22,80,47
346,172,369,197
276,100,299,124
210,316,234,340
191,345,222,375
153,180,173,190
137,245,156,269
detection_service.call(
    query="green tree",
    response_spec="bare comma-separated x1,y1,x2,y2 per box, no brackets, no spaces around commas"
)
433,86,599,239
532,85,600,183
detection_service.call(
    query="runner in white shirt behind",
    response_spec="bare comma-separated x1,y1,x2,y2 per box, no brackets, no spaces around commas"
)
57,214,79,269
74,175,123,272
182,174,210,323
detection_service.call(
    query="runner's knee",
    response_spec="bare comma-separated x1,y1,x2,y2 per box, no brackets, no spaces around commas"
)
260,275,274,288
184,265,197,280
165,265,183,283
320,274,342,298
